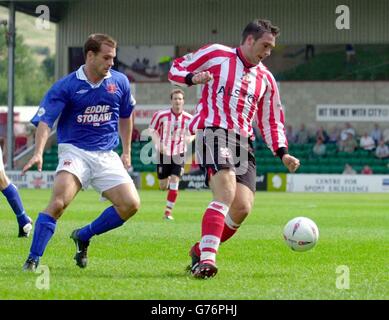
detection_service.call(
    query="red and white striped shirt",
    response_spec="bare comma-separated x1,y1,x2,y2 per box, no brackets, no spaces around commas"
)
168,43,287,155
149,108,193,156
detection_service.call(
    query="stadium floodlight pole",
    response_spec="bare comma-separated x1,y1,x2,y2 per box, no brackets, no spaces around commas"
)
7,1,15,170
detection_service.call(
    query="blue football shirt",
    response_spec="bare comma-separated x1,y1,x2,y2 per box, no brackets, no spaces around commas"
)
31,65,134,151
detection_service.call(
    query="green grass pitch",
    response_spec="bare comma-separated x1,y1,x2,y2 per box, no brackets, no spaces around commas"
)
0,189,388,299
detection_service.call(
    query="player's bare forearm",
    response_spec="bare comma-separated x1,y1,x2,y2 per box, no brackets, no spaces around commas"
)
119,117,132,156
192,71,213,85
119,117,132,170
34,122,51,156
150,130,162,153
22,122,50,174
282,154,300,173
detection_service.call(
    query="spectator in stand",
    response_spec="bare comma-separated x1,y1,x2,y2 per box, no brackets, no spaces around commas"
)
343,163,356,175
383,128,389,143
345,44,356,64
370,123,382,146
328,126,340,144
295,124,309,144
338,132,358,153
361,165,373,175
305,44,315,60
340,122,355,141
315,126,329,144
375,139,389,159
359,132,375,151
312,137,326,157
285,124,296,144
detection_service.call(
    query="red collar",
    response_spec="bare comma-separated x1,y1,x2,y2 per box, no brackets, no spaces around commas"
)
236,47,257,69
171,109,182,118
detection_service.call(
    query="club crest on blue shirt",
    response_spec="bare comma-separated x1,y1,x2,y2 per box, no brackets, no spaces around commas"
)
106,83,117,94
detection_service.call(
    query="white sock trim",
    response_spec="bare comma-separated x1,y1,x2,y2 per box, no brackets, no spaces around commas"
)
200,251,216,263
169,182,179,190
207,201,229,217
166,200,174,208
200,235,220,251
225,213,240,230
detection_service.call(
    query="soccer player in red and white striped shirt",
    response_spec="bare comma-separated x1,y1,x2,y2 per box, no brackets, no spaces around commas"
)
149,89,193,220
169,19,300,278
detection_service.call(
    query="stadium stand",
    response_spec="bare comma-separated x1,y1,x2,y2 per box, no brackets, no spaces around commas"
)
42,140,388,174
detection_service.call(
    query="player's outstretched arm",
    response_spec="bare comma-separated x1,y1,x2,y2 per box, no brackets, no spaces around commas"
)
282,154,300,173
22,122,50,175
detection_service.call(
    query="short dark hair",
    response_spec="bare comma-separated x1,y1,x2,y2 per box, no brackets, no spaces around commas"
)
170,88,185,100
241,19,280,44
83,33,117,58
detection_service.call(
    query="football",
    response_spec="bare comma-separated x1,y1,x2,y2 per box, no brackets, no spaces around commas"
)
283,217,319,252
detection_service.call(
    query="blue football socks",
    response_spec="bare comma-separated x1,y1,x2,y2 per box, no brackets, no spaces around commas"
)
28,213,57,261
1,183,30,227
77,206,124,242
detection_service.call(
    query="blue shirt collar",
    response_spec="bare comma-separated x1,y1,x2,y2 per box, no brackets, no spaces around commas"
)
76,64,112,88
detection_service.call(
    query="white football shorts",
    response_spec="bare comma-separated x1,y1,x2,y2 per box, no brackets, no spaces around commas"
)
56,143,133,194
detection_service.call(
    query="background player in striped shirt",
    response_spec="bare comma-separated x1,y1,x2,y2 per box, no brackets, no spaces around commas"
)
149,89,193,220
21,34,140,271
169,19,300,278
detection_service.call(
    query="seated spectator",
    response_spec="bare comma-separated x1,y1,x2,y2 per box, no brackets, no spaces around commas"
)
382,128,389,143
285,124,296,143
338,132,357,153
340,122,355,141
295,124,309,144
370,123,382,146
328,126,340,144
345,44,356,64
359,132,375,151
316,126,329,144
343,163,356,175
131,58,145,72
361,165,373,175
312,137,326,157
316,127,330,143
375,140,389,159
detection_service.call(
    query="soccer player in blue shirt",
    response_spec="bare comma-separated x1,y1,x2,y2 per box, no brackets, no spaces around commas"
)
22,34,140,271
